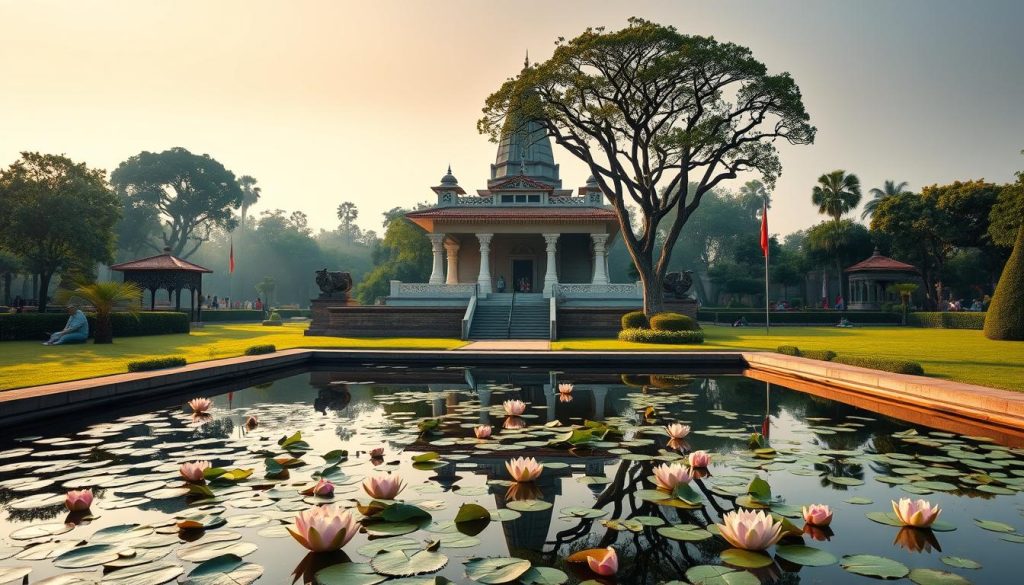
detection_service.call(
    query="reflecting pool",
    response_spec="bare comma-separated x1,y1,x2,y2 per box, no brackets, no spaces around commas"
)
1,366,1022,584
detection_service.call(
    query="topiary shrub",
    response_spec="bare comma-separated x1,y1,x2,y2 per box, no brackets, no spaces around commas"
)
832,355,924,376
801,349,837,361
649,312,701,332
620,311,649,330
617,328,704,344
986,222,1024,340
776,345,801,356
127,356,187,372
244,344,276,356
262,312,283,326
908,312,985,329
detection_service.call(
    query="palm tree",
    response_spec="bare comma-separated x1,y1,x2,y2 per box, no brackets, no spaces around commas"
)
738,179,771,215
861,180,910,220
812,170,862,221
238,175,261,230
59,281,142,344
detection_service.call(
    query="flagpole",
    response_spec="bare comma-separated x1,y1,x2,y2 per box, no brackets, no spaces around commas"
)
763,202,770,336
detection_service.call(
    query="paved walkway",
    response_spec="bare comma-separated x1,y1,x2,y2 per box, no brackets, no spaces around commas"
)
458,340,551,351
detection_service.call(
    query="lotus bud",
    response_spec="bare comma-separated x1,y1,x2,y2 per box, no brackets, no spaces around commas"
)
666,423,691,439
179,461,211,482
65,489,93,512
311,478,334,497
558,383,573,394
717,509,784,551
188,397,212,413
503,400,526,416
363,474,405,500
587,547,618,576
369,447,384,458
688,450,711,468
652,463,692,491
802,504,833,527
505,456,543,482
244,415,258,430
474,425,492,439
287,506,358,552
892,498,941,528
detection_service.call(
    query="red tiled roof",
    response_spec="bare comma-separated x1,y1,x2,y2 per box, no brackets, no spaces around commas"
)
406,206,617,223
845,251,917,273
110,252,212,273
485,175,557,192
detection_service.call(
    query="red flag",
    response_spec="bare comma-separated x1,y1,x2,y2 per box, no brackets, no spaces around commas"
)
229,239,235,273
759,205,769,258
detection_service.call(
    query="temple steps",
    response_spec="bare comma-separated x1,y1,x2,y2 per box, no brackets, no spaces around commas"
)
468,293,550,339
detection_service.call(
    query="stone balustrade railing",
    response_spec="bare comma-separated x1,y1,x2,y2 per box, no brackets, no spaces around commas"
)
389,281,478,298
553,282,643,299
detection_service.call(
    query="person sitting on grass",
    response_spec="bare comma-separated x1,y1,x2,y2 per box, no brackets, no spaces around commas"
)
836,318,853,328
43,304,89,345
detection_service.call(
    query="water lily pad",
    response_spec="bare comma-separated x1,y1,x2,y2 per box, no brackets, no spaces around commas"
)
657,526,713,541
371,550,448,577
464,557,532,584
559,507,608,520
0,567,31,584
315,562,387,585
840,554,909,579
177,540,257,562
974,519,1015,533
519,566,569,584
9,522,73,540
684,565,759,585
774,545,838,567
940,556,981,570
181,553,264,585
33,572,101,584
908,568,972,585
101,562,184,584
454,503,490,524
490,509,520,522
506,500,552,512
720,548,773,568
53,544,121,568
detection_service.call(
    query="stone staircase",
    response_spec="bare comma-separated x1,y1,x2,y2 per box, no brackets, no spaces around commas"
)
468,293,550,340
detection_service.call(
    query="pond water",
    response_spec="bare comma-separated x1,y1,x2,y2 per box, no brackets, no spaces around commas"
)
1,366,1023,584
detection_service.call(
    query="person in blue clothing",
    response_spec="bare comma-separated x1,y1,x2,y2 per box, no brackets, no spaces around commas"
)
43,304,89,345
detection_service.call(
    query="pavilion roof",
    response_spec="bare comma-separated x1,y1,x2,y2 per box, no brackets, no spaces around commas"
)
110,250,212,273
845,250,918,273
405,206,617,231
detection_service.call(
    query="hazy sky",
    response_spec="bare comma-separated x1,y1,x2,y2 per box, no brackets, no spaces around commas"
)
2,0,1022,237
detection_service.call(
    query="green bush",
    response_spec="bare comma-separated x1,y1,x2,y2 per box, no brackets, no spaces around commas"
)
985,223,1024,340
833,355,925,375
620,311,648,330
0,312,189,341
649,312,701,332
697,310,903,325
908,312,985,329
776,345,801,356
244,344,277,356
617,328,704,344
127,356,187,372
801,349,837,361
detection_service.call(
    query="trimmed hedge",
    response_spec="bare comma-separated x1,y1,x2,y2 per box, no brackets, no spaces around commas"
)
0,312,189,341
618,328,705,344
776,345,801,356
621,311,649,330
833,355,925,376
127,356,187,372
199,310,264,322
775,345,835,361
698,310,903,325
244,344,276,355
649,312,701,332
908,312,986,330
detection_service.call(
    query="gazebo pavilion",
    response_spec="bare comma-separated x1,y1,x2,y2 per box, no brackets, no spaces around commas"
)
110,248,212,321
844,249,920,310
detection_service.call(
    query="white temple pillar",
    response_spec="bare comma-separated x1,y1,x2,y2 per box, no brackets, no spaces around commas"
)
477,387,491,424
476,233,493,295
542,233,560,297
444,240,460,285
428,233,445,285
590,233,609,285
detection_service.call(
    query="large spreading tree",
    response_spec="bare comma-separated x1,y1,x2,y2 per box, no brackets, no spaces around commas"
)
478,18,815,315
111,147,243,258
0,152,120,311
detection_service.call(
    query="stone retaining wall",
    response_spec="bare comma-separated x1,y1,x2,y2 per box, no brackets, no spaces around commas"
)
319,306,463,338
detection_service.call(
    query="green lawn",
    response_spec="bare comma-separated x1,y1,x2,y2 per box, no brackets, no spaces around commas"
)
0,323,465,391
553,326,1024,392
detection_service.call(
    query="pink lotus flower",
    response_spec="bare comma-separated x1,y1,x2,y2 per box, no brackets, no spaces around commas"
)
503,416,526,429
688,450,711,468
652,463,692,491
666,423,691,439
369,447,384,458
503,400,526,416
717,509,784,551
65,489,93,512
179,461,211,482
505,456,543,482
244,415,258,430
558,383,573,394
474,425,492,439
310,478,334,497
587,547,618,576
892,498,941,528
559,393,573,403
363,474,405,500
188,397,212,413
287,506,358,552
802,504,833,527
